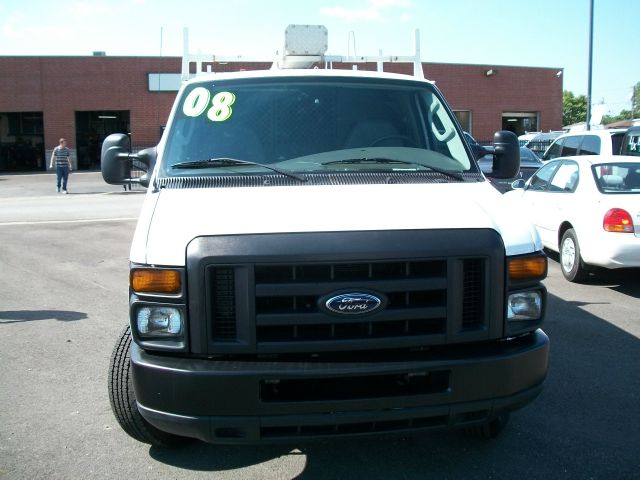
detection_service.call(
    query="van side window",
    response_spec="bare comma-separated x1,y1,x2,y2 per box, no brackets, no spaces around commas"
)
544,138,564,160
579,135,600,155
562,136,581,156
611,132,626,155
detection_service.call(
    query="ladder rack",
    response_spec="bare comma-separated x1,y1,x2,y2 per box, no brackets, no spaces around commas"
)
181,24,424,81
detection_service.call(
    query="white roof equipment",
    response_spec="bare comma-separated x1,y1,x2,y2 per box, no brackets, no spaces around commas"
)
181,24,424,81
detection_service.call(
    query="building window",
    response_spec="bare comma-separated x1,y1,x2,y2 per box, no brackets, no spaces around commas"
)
7,112,44,136
1,112,45,172
502,112,539,136
75,110,130,170
454,110,471,133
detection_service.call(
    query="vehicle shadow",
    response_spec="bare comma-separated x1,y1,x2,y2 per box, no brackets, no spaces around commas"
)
149,443,299,472
546,250,640,298
145,293,639,479
62,191,145,196
585,269,640,298
106,191,146,195
0,310,87,323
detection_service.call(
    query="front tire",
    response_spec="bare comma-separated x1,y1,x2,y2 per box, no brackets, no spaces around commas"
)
108,325,190,447
560,228,587,282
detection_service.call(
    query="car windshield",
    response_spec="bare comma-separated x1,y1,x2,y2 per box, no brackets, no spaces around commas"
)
592,163,640,193
160,77,473,178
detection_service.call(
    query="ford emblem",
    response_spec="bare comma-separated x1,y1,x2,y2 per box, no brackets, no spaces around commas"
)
324,292,384,316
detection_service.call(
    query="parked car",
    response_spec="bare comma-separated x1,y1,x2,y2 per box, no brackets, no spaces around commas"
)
541,129,627,161
518,131,564,158
515,146,544,179
505,155,640,281
478,147,543,193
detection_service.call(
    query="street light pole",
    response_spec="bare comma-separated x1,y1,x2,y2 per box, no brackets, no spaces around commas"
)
586,0,594,131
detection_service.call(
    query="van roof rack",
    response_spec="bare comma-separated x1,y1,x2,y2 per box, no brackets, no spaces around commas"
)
181,24,424,82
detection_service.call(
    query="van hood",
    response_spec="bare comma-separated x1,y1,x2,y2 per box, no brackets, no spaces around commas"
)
131,183,542,265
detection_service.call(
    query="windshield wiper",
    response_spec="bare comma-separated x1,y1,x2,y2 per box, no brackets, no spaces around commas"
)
323,158,416,166
171,158,307,182
322,158,464,181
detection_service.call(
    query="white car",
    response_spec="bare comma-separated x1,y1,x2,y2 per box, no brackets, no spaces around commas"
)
506,155,640,281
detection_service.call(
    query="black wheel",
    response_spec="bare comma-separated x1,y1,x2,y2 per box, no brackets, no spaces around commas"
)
464,412,510,439
108,325,190,447
559,228,587,282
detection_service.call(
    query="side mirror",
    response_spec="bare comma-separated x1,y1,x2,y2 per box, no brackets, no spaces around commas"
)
488,131,520,179
101,133,156,187
101,133,132,185
511,178,526,190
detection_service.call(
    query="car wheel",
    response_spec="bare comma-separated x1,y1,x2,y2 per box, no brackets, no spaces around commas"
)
108,325,191,448
560,228,587,282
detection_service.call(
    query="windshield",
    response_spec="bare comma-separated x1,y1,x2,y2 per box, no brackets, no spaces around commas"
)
160,77,473,178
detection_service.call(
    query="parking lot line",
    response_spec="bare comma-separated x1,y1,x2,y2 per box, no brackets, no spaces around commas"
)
0,217,137,226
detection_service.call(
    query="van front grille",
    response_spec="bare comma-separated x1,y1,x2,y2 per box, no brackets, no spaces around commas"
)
192,230,503,355
209,267,237,340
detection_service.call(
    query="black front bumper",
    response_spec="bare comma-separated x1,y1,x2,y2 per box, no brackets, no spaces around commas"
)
132,329,549,444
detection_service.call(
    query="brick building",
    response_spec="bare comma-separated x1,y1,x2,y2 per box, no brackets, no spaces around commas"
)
0,55,563,173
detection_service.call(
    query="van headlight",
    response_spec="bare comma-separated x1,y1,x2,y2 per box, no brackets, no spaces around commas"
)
507,291,542,321
136,306,183,337
129,265,186,350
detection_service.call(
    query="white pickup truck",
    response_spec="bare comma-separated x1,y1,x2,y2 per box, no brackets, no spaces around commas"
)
102,44,548,447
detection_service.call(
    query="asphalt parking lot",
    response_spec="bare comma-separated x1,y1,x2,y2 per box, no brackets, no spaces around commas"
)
0,172,639,479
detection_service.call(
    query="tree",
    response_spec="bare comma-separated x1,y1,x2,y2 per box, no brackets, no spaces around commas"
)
601,81,639,125
602,109,633,125
632,81,640,118
563,90,588,127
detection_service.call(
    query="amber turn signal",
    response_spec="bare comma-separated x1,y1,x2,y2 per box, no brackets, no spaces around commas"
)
508,255,547,281
131,269,181,294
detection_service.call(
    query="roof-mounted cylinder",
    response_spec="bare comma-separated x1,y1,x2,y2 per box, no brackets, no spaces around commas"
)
274,24,328,69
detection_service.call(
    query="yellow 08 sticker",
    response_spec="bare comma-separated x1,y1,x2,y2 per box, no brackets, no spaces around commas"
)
182,87,211,117
182,88,235,122
207,92,236,122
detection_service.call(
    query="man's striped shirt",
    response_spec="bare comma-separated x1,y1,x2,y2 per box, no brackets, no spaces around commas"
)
54,146,71,167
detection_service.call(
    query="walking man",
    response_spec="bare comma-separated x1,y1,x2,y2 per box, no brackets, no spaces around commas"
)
50,138,72,193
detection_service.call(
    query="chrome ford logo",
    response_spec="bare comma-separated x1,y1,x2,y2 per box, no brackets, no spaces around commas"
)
324,292,383,315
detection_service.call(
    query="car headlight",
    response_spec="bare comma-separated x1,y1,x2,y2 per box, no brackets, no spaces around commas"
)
507,291,542,321
136,306,183,337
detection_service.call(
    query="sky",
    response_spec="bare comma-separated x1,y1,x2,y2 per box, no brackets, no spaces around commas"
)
1,0,638,115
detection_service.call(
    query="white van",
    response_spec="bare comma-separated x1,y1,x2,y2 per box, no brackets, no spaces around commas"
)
101,30,549,447
542,129,627,160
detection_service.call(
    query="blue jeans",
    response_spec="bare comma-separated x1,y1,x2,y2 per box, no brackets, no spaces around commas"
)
56,165,69,190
